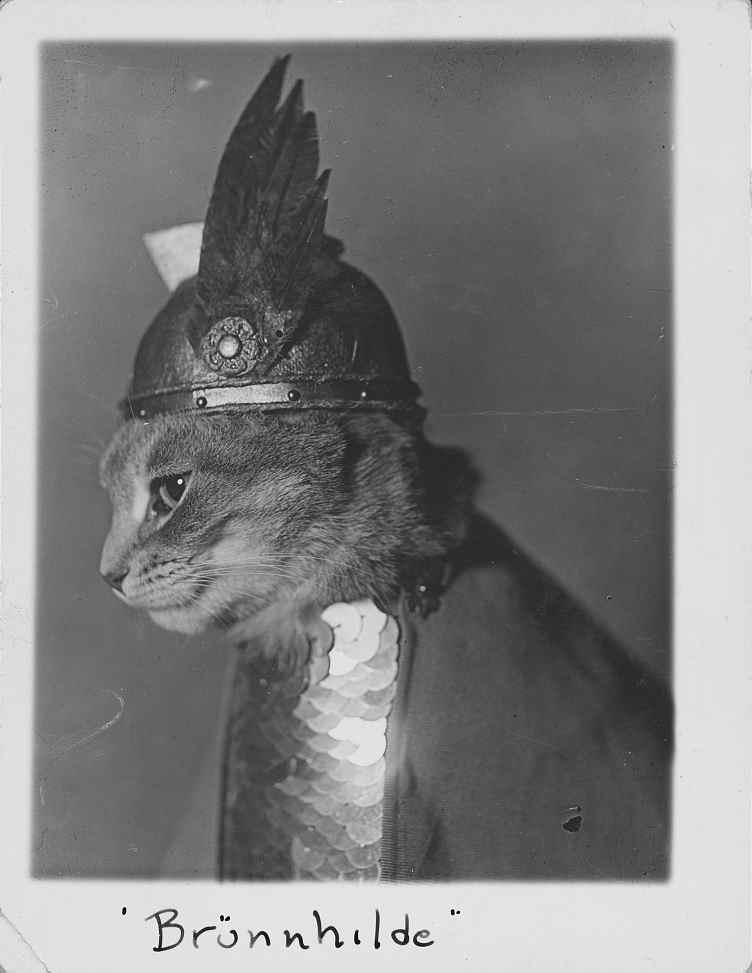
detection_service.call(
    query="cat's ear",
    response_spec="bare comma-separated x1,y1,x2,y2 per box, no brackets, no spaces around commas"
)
143,222,204,292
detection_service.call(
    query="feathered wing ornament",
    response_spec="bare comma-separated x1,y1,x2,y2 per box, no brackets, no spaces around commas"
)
195,56,331,376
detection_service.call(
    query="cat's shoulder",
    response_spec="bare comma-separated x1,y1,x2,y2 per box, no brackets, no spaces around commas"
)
408,512,671,761
403,515,672,878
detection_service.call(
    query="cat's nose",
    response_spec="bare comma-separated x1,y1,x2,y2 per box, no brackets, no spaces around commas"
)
102,569,128,594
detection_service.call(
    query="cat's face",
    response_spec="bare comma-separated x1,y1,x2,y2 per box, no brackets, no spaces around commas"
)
99,410,349,634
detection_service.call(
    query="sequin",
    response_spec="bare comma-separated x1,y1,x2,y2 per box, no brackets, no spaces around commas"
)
222,599,401,881
321,602,362,641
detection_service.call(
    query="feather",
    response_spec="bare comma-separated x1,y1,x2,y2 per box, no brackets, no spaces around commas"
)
198,55,290,306
196,57,334,373
278,170,330,308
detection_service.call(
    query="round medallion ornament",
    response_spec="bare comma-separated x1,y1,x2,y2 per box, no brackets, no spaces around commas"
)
201,317,261,375
217,334,242,359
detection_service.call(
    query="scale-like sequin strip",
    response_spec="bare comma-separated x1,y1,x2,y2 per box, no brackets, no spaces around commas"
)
221,600,400,880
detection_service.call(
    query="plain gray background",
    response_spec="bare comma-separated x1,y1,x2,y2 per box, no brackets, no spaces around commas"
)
34,42,671,876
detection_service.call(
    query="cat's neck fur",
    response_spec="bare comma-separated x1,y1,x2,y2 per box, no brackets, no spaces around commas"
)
225,411,477,652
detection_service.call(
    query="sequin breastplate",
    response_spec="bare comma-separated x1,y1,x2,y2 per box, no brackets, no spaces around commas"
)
220,600,401,880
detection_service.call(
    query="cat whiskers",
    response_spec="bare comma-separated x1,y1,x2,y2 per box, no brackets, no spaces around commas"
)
190,558,309,576
178,569,302,599
179,572,297,627
211,553,332,563
185,563,302,582
197,556,321,572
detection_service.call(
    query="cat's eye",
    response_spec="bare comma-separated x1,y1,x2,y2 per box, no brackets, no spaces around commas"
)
149,472,191,518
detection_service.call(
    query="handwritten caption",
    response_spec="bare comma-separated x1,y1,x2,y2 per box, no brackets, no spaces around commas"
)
121,905,462,953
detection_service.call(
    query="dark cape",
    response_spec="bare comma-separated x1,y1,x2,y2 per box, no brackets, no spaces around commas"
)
212,515,672,881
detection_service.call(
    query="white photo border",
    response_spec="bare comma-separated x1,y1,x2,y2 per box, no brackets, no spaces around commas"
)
1,1,750,970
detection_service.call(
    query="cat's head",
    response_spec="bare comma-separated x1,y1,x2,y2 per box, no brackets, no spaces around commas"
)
99,409,475,636
99,410,353,634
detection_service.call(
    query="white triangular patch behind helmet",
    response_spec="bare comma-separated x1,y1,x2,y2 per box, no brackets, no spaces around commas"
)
143,222,204,292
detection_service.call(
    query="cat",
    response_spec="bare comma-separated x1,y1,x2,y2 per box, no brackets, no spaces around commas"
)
99,405,475,665
99,400,672,880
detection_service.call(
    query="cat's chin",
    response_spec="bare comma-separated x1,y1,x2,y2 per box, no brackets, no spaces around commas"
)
147,605,212,635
